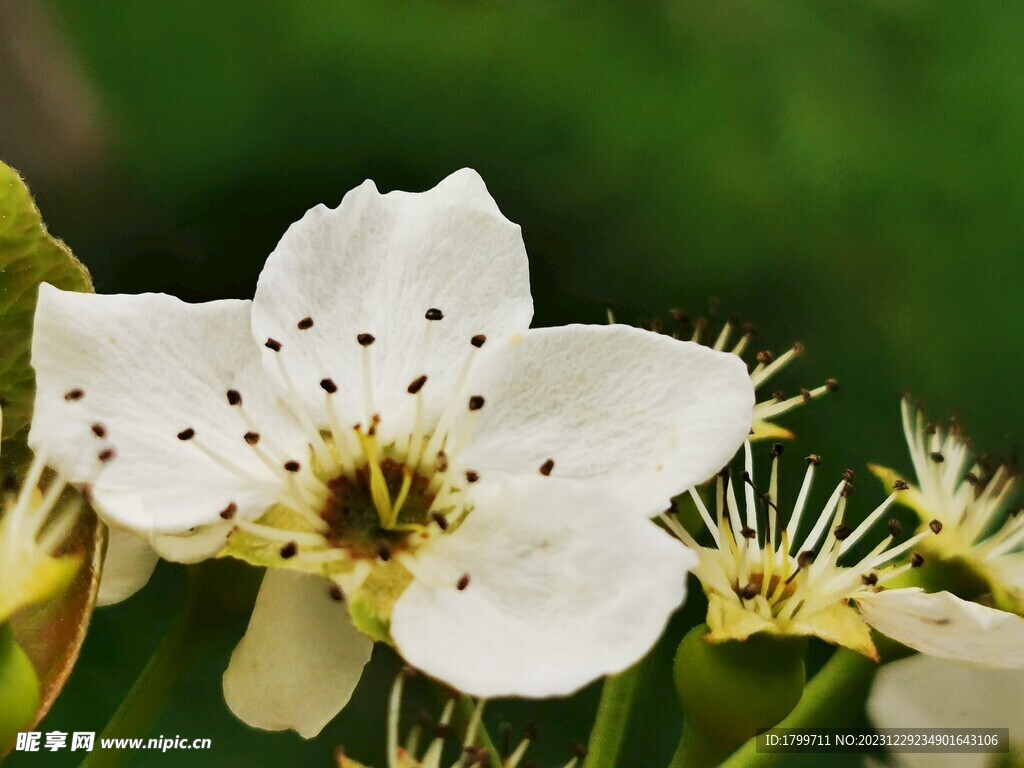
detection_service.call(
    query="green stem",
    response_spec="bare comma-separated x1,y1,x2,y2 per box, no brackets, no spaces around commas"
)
718,649,877,768
582,657,646,768
80,583,217,768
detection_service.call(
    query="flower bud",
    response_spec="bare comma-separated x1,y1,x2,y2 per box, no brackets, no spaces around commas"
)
672,624,807,767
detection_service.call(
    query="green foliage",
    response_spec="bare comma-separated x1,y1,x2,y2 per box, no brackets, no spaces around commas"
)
0,163,91,475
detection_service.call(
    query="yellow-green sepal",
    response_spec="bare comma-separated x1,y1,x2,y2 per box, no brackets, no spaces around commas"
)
346,561,413,644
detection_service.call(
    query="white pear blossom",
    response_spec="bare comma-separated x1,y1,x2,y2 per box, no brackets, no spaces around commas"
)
662,442,1024,665
871,398,1024,613
337,672,582,768
868,654,1024,768
0,405,84,622
28,169,755,737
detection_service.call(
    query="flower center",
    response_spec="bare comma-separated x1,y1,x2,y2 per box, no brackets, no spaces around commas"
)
664,443,942,627
319,457,437,560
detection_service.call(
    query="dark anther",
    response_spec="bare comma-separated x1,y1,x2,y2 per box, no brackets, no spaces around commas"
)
825,378,841,391
377,544,392,562
226,389,242,406
284,460,301,472
98,448,116,463
297,317,314,330
929,519,944,534
432,512,450,531
435,451,449,472
756,350,775,364
772,390,787,402
806,454,821,466
771,442,785,457
244,432,260,445
741,526,756,540
539,459,555,476
524,723,540,741
911,553,925,568
64,388,84,401
320,378,338,394
357,333,375,347
465,470,479,483
739,583,759,600
279,542,298,559
328,584,344,602
468,395,485,411
842,469,856,482
177,428,195,441
456,573,471,591
861,572,879,586
930,452,945,463
91,423,107,438
219,503,238,520
834,524,852,541
797,550,816,568
425,308,444,321
966,473,980,486
470,334,487,348
572,744,589,759
840,482,854,498
893,479,910,491
408,375,428,394
265,338,282,352
434,723,451,740
888,519,903,537
801,388,812,401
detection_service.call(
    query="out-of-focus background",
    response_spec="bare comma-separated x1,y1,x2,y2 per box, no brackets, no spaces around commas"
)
3,1,1022,766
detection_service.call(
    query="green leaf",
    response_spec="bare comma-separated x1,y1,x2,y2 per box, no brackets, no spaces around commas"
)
0,161,92,475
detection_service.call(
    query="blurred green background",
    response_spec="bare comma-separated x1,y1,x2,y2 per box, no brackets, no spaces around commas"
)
3,0,1023,765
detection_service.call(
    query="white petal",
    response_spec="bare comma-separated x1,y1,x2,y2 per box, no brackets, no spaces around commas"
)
453,325,753,516
250,168,533,438
390,477,695,698
148,524,232,563
223,569,373,738
96,525,159,606
856,588,1024,667
29,285,306,533
867,654,1024,768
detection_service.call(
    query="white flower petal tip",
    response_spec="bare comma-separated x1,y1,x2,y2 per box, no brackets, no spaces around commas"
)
96,525,159,606
855,588,1024,668
223,569,373,738
29,286,299,533
390,478,696,699
457,325,755,516
666,443,937,657
626,312,838,442
886,398,1024,613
